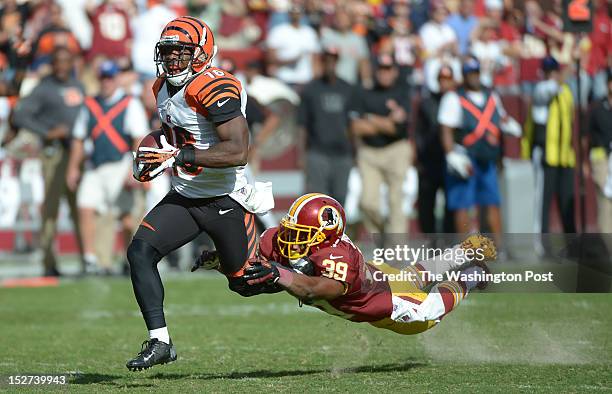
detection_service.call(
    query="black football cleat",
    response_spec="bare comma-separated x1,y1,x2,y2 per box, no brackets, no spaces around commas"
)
126,339,177,371
191,250,220,272
43,266,62,277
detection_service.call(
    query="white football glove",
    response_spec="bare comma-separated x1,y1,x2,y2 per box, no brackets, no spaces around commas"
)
132,151,163,182
500,116,522,138
446,146,473,179
137,135,179,178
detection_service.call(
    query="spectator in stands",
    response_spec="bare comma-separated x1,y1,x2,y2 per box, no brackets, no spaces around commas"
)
352,54,412,236
188,0,221,31
12,46,85,276
215,0,262,50
486,0,521,95
130,0,177,81
469,18,508,89
351,0,376,40
532,0,566,60
521,56,576,241
266,4,320,88
55,0,93,52
520,0,549,98
66,60,147,275
419,2,457,61
86,0,133,67
378,0,422,89
446,0,478,57
534,0,588,107
416,64,455,234
320,8,371,87
0,0,30,52
408,0,431,32
267,0,319,31
0,0,32,89
298,47,356,204
267,0,291,30
29,1,81,71
588,73,612,233
303,0,325,31
420,2,460,98
586,0,612,100
439,57,506,238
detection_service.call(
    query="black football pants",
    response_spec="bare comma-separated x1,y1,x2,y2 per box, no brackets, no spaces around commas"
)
127,190,257,330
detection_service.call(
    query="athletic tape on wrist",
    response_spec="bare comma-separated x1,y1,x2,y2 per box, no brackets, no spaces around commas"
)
175,147,195,166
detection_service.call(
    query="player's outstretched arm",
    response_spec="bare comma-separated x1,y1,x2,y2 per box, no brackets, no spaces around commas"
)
282,273,346,302
176,116,249,168
244,262,346,302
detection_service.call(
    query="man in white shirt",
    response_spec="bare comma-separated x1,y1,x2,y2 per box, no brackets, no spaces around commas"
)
469,20,508,88
419,3,458,60
420,2,460,98
66,61,148,274
438,58,506,239
266,4,320,87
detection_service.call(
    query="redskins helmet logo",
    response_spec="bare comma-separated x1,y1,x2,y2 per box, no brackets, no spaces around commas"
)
318,206,341,231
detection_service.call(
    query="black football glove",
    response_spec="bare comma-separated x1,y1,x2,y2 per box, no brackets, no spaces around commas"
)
243,260,281,285
228,276,271,297
227,275,284,297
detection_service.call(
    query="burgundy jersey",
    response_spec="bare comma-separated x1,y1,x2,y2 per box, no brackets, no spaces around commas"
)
87,3,132,61
259,227,393,322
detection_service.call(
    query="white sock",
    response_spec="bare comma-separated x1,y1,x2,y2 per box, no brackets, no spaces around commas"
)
149,327,170,344
84,253,98,265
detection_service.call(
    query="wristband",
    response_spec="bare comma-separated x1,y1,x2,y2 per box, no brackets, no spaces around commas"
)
276,267,294,287
175,146,195,166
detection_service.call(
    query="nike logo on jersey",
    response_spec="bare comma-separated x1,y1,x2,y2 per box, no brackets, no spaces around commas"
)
217,98,230,107
329,254,343,259
219,208,234,215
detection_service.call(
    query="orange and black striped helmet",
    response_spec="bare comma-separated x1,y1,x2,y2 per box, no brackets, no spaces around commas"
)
155,16,217,86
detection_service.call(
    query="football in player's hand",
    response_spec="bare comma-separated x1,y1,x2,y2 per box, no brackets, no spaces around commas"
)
133,129,165,182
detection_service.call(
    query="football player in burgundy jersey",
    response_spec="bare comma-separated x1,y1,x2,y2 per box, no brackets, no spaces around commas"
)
195,193,496,335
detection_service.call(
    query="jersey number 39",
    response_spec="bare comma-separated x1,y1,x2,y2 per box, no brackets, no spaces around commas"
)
321,259,348,282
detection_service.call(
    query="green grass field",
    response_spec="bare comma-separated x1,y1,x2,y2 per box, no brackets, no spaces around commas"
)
1,274,611,393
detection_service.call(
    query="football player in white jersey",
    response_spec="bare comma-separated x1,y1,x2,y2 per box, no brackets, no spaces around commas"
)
126,16,270,371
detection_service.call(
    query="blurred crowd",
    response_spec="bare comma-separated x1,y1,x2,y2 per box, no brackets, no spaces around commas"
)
0,0,611,276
